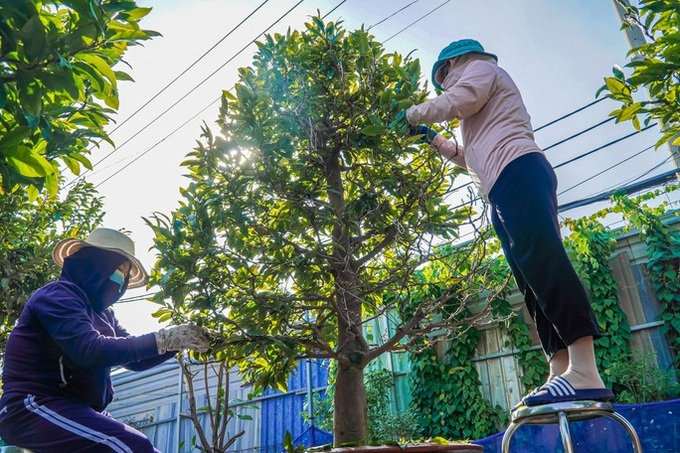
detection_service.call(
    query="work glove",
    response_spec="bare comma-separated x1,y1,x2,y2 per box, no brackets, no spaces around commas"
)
155,324,211,354
409,125,438,144
389,109,410,133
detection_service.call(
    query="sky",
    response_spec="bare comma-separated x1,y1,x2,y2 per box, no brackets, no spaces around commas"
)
74,0,678,335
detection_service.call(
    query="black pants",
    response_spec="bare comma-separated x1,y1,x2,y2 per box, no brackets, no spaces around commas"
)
488,152,602,357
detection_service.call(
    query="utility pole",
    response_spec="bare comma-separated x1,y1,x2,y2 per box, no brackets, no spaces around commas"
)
610,0,680,174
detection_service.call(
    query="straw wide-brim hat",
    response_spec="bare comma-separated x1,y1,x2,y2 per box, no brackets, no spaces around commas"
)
52,228,149,289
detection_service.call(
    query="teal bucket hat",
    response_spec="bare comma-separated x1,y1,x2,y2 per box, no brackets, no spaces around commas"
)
431,39,498,90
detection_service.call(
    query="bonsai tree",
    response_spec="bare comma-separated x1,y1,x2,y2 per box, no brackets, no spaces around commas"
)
148,17,505,445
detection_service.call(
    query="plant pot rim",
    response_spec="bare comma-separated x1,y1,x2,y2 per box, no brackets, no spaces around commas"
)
325,443,483,453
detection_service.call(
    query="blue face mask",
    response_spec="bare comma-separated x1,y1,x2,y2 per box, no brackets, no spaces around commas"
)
109,269,127,293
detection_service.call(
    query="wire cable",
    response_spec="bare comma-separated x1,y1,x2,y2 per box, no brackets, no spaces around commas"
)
542,117,616,152
534,97,607,132
367,0,421,30
558,144,655,196
322,0,349,18
67,0,271,187
76,0,306,187
118,291,160,304
94,96,220,188
605,154,674,191
446,128,661,211
383,0,452,43
553,123,657,169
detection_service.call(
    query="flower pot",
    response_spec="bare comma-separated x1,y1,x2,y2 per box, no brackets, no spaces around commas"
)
327,443,483,453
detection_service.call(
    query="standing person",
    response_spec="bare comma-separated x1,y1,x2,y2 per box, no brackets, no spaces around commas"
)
402,39,613,408
0,228,211,452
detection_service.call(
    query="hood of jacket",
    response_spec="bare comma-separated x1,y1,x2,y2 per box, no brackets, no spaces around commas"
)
60,246,129,311
436,53,498,90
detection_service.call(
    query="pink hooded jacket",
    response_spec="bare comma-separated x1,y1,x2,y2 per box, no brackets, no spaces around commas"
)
406,54,543,199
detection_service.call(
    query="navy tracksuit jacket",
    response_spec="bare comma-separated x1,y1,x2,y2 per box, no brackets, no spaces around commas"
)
0,247,174,452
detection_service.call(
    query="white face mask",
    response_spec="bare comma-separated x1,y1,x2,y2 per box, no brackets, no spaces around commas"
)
109,269,126,293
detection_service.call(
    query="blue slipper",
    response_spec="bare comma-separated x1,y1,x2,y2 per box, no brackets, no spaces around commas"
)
511,385,543,412
521,376,614,406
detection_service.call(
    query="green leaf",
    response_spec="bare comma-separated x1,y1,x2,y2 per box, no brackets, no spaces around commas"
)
61,156,81,175
0,82,6,109
612,64,625,81
40,69,82,100
604,77,626,95
283,431,294,453
69,153,93,171
0,127,32,150
360,125,385,136
4,145,54,177
18,70,43,117
19,15,48,62
114,70,135,82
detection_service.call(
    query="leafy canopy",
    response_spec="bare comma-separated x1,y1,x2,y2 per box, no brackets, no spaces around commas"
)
0,0,158,198
0,180,104,351
600,0,680,149
148,17,503,444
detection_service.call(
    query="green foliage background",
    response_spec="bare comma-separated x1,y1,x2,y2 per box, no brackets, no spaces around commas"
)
0,0,158,197
601,0,680,149
0,180,104,349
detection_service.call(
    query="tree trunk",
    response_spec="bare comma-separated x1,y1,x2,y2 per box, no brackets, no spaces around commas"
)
324,146,369,445
333,361,368,445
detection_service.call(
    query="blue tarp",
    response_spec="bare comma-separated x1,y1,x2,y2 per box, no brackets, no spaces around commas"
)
473,398,680,453
294,425,334,448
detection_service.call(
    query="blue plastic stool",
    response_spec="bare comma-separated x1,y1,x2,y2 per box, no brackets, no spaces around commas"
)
501,400,642,453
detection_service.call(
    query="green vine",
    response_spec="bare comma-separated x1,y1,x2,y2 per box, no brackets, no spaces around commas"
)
490,293,548,395
611,189,680,368
484,239,548,394
563,216,632,386
408,313,505,440
396,186,680,438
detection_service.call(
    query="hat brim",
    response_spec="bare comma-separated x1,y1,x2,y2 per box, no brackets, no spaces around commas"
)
431,59,448,91
52,238,149,289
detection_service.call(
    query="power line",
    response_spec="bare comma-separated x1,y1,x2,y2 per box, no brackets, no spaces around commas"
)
384,0,452,43
367,0,421,30
553,123,657,169
80,0,307,187
534,97,606,132
322,0,349,18
606,154,674,191
557,167,679,213
118,291,160,304
542,117,615,152
90,0,349,188
67,0,271,187
558,144,655,196
94,96,220,188
447,128,661,211
107,0,270,141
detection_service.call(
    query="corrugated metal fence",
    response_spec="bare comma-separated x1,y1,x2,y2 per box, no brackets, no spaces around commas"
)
109,360,259,453
109,358,333,453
